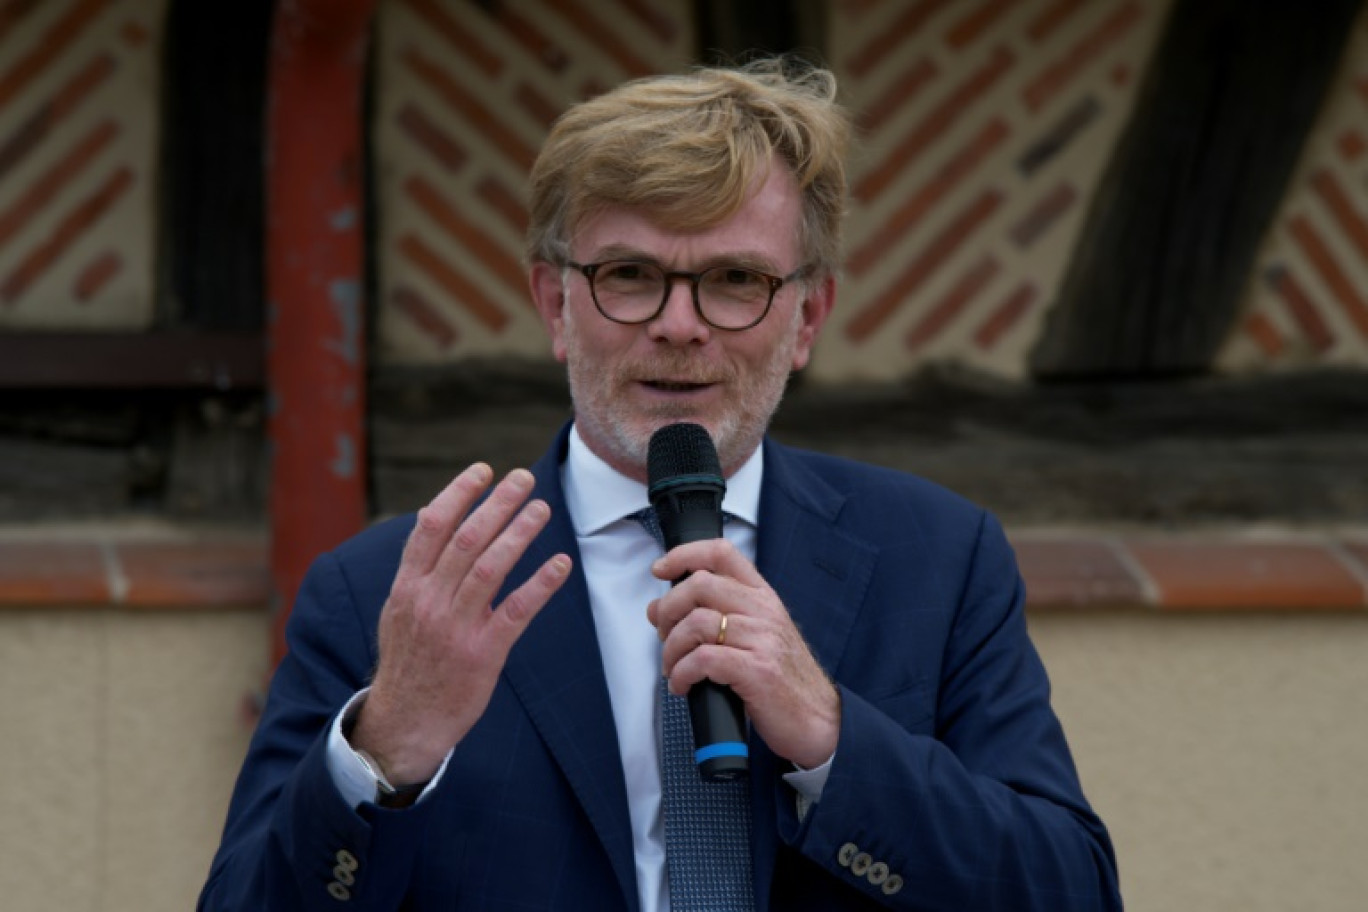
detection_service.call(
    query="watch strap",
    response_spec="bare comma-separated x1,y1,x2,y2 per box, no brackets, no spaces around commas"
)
353,748,427,809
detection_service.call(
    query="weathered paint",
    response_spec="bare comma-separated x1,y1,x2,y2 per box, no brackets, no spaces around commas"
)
330,206,358,231
330,432,357,479
326,278,362,366
266,0,377,668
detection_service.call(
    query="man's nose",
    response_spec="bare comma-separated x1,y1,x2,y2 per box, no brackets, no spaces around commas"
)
648,276,711,344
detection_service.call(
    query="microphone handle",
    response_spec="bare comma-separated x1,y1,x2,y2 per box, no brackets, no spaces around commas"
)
688,680,748,781
659,496,749,781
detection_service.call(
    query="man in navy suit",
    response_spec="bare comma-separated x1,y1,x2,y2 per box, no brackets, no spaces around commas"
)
200,58,1121,911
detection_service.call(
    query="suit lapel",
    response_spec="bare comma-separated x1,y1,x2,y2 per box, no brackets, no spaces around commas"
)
755,441,878,693
498,426,640,912
750,440,879,911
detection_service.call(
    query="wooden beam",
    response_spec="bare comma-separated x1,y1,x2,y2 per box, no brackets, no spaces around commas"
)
265,0,376,668
0,331,263,389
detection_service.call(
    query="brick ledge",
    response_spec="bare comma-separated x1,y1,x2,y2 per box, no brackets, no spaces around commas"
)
1010,527,1368,611
0,522,268,610
1,524,1366,612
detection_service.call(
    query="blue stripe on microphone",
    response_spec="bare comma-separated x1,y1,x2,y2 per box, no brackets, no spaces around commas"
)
695,742,749,763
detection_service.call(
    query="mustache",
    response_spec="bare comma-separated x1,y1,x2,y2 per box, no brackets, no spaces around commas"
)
625,356,734,384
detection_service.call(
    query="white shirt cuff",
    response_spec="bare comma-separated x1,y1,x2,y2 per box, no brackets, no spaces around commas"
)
325,688,452,809
782,751,835,820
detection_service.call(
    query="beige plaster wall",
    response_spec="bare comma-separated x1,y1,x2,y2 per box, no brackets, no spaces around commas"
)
1,607,1365,911
0,609,266,912
1031,610,1368,911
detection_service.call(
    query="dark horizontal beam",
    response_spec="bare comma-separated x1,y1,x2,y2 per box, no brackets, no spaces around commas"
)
0,331,264,389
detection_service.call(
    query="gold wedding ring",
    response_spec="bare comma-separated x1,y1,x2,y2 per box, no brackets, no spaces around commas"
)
716,613,729,647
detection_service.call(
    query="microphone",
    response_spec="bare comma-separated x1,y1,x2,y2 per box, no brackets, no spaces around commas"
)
647,422,749,781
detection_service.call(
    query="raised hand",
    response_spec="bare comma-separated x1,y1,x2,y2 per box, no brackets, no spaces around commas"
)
349,463,572,785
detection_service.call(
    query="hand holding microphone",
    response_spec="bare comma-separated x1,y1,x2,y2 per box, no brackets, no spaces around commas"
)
646,423,842,776
648,422,748,780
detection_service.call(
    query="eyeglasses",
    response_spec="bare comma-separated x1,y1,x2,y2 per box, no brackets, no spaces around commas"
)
566,259,805,331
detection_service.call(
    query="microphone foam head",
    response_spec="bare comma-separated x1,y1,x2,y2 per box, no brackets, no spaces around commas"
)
647,423,723,490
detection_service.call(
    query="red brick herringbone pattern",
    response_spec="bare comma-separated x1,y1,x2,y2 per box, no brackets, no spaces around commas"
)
1221,11,1368,371
822,0,1170,381
375,0,1368,378
0,0,161,329
375,0,693,362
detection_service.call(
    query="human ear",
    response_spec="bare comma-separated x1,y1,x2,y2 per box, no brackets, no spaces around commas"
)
529,261,568,363
790,273,835,371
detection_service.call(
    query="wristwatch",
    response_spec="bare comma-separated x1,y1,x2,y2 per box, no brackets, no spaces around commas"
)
353,748,427,809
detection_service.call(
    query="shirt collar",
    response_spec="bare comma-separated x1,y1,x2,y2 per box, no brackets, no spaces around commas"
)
563,424,763,536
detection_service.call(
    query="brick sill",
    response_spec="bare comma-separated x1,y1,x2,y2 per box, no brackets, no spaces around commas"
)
1,523,1366,613
1010,527,1368,611
0,522,269,610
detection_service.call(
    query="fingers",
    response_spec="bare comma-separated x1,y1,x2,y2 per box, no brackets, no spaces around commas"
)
651,538,764,589
649,560,751,644
659,607,732,676
651,562,762,676
439,466,536,571
647,538,744,641
439,469,549,609
491,552,574,647
400,463,495,580
400,466,541,605
391,464,570,651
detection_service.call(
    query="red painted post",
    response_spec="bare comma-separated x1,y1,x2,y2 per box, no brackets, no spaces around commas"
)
265,0,377,668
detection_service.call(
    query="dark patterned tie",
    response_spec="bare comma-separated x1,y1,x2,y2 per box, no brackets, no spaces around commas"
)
632,507,756,911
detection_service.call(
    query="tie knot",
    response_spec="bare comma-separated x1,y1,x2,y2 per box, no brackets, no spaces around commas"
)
629,507,665,549
630,507,736,552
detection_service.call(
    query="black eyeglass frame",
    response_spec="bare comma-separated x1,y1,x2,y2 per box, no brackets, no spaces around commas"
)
565,259,807,331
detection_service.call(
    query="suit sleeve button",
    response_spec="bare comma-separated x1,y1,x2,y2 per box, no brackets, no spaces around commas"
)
866,861,889,885
882,874,904,896
335,849,359,872
837,842,858,866
327,882,352,901
851,852,872,876
333,863,356,887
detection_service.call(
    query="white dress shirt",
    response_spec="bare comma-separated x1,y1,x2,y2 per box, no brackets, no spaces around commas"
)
325,425,829,912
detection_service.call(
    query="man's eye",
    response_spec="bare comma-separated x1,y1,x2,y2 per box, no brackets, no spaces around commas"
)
709,268,764,288
725,269,761,285
601,263,653,282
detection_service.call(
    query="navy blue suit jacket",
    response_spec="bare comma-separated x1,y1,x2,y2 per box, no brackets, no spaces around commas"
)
200,426,1121,910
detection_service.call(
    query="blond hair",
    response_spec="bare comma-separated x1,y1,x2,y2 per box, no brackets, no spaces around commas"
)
527,57,851,278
